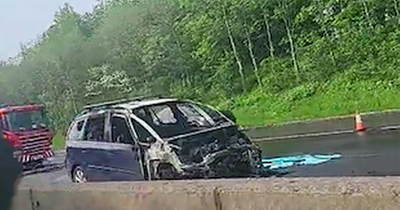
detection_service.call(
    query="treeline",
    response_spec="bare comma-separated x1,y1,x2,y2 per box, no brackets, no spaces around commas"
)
1,0,400,130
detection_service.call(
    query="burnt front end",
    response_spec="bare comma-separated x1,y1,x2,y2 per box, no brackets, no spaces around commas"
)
180,144,262,179
169,126,262,179
15,129,53,165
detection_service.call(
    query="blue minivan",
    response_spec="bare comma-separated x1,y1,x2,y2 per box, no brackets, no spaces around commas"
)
65,97,262,183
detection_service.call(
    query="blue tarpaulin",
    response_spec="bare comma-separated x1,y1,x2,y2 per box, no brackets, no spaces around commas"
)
261,153,341,170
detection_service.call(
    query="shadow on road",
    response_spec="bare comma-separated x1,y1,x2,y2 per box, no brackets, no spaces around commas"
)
22,163,65,176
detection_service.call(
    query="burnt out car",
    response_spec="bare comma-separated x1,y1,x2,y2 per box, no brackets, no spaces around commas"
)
65,97,262,183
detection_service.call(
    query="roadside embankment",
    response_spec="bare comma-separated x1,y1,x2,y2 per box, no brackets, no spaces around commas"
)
12,177,400,210
244,110,400,141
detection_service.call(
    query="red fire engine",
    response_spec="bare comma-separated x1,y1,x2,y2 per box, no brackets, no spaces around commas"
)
0,103,53,169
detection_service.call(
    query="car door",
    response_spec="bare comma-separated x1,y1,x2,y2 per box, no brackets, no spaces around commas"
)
65,118,87,178
107,113,144,181
80,112,113,181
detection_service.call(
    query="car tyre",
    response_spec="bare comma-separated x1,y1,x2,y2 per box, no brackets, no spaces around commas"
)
157,163,177,180
147,161,177,181
72,166,87,183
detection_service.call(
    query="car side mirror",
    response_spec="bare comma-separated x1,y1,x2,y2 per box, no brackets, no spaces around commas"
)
220,110,236,123
146,136,157,144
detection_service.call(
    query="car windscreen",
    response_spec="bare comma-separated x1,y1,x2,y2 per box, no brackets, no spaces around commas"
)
132,101,231,138
195,103,231,125
6,109,49,131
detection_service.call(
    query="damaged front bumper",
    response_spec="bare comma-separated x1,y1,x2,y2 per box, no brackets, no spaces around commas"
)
178,145,262,179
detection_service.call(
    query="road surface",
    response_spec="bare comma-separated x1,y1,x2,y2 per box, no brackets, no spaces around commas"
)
19,129,400,187
257,129,400,177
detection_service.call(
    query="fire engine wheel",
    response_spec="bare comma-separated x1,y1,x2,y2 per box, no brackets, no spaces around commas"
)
72,166,87,183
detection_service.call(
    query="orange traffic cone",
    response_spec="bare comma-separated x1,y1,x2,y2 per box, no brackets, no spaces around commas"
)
355,113,366,132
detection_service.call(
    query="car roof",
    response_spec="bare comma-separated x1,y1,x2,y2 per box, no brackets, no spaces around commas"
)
115,98,179,109
75,97,181,119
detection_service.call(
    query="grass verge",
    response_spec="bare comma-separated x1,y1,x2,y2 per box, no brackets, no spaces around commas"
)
52,134,65,150
229,78,400,127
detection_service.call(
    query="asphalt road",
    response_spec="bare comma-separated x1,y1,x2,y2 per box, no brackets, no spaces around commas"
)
257,129,400,177
19,129,400,187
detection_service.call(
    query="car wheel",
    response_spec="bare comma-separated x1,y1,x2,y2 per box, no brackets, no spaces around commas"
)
147,161,177,181
72,166,87,183
157,163,177,180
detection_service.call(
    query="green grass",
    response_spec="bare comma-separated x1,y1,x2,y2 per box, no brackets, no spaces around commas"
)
229,78,400,127
52,134,65,150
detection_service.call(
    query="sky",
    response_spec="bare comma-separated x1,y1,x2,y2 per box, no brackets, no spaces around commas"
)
0,0,98,61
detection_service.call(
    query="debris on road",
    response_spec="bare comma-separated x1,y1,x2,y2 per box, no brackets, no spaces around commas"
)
261,153,341,170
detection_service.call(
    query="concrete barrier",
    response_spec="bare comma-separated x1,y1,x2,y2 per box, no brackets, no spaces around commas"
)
12,177,400,210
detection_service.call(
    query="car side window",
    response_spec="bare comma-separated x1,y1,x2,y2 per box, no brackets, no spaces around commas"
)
131,119,153,143
67,120,85,141
83,115,106,142
198,104,229,124
111,115,134,145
